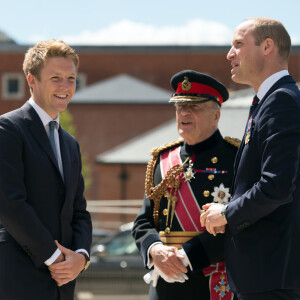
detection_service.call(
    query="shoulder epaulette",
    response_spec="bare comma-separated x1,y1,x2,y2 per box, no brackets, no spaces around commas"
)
150,138,184,157
224,136,241,148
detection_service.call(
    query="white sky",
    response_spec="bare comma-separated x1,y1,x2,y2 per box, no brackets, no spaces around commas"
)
2,0,300,45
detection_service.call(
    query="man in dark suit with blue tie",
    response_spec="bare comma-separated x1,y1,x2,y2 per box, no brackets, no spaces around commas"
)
0,40,92,300
200,18,300,299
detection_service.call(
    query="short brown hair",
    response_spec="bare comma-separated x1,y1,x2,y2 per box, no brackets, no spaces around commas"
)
23,39,79,79
246,18,291,61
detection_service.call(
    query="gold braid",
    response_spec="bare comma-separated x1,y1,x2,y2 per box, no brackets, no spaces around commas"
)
145,139,184,227
224,136,241,148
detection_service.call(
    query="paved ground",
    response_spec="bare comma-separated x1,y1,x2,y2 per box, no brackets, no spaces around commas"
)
76,292,147,300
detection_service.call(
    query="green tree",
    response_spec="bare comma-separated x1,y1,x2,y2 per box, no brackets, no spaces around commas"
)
59,109,92,195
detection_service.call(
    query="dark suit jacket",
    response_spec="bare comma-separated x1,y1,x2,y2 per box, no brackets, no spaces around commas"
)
0,102,92,300
225,75,300,294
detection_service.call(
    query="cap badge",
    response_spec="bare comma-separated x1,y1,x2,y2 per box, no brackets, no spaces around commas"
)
182,76,192,91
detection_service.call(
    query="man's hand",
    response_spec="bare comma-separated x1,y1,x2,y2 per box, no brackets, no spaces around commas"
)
48,241,86,286
200,203,227,236
214,225,226,234
53,252,65,264
149,244,187,278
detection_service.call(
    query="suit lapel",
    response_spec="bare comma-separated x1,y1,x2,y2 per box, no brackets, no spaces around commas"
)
22,102,61,174
231,75,295,194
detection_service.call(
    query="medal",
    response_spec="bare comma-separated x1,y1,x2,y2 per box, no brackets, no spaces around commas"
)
245,118,254,144
245,132,250,144
211,183,231,204
184,159,195,182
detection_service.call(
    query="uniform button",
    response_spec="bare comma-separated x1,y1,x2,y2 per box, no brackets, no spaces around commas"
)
163,209,168,216
208,174,214,180
203,190,210,197
211,157,218,164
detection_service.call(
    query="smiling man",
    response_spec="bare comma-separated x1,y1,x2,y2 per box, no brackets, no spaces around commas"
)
0,40,92,300
200,18,300,300
132,70,239,300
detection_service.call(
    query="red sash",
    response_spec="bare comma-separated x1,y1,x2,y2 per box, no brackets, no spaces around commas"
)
160,146,234,300
160,146,204,231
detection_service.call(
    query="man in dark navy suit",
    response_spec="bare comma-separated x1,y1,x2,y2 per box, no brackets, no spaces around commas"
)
0,40,92,300
200,18,300,300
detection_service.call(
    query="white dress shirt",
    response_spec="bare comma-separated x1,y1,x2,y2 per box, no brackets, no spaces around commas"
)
28,98,64,178
257,70,289,100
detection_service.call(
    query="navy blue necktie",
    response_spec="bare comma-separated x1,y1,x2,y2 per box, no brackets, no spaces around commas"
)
49,121,57,161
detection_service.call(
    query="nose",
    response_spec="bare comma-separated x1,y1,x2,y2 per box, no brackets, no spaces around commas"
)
60,78,74,90
177,106,191,115
227,47,235,61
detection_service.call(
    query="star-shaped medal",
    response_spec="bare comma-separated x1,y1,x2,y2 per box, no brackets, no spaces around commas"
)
184,159,195,182
211,183,231,204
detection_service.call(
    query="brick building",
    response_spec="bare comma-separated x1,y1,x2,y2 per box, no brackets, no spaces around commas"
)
1,34,300,203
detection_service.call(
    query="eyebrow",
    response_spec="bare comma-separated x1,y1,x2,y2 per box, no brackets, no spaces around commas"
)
50,72,77,76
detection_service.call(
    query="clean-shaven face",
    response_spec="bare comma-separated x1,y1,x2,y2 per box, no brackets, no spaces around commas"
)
28,57,77,119
227,21,265,90
175,102,220,145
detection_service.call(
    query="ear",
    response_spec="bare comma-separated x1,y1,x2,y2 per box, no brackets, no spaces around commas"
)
213,109,221,125
262,38,275,56
27,73,36,90
215,109,221,121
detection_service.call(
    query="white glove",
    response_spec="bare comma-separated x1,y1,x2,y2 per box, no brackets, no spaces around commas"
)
143,264,188,287
143,268,159,287
156,265,188,283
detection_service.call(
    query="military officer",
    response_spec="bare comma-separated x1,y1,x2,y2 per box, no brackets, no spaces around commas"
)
132,70,239,300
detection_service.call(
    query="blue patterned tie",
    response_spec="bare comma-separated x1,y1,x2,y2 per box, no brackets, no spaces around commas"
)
49,121,57,161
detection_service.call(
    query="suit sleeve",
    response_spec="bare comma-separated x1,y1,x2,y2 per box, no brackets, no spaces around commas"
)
70,141,92,254
227,89,300,234
181,231,224,271
0,117,57,268
132,194,162,268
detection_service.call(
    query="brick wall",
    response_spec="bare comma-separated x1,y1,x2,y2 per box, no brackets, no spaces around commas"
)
68,103,175,199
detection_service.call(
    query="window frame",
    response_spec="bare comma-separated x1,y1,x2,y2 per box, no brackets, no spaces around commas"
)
2,72,25,100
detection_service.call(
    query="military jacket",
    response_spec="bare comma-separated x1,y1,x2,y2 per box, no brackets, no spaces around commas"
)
132,130,239,300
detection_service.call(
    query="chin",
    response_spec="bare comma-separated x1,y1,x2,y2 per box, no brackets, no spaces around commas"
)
231,74,240,83
232,74,246,85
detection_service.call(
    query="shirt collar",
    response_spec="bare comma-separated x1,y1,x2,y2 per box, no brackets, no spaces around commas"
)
257,70,289,100
28,98,60,128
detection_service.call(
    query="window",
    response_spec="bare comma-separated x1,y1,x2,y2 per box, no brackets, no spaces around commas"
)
2,73,25,100
76,73,87,91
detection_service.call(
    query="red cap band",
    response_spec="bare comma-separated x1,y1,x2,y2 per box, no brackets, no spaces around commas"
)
176,82,223,105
